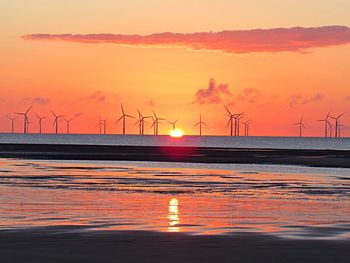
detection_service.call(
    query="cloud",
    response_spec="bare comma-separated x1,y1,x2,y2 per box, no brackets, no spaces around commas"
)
288,92,324,107
194,78,232,104
20,97,51,106
87,90,107,104
345,96,350,102
144,99,156,107
22,26,350,54
237,88,261,103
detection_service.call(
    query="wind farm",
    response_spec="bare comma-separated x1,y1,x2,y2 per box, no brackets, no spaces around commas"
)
2,103,349,139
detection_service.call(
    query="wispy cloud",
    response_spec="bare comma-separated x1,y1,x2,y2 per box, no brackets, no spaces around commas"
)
144,99,156,108
194,78,232,104
237,88,261,103
288,92,324,107
23,26,350,54
20,97,51,106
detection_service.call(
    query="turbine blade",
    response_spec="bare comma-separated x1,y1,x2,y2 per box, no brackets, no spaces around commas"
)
224,105,232,115
115,116,123,124
26,105,33,114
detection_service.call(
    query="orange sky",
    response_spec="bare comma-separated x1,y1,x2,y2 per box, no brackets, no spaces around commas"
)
1,1,350,136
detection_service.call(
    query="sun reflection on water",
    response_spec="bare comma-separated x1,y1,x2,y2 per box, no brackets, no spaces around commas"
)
168,198,180,232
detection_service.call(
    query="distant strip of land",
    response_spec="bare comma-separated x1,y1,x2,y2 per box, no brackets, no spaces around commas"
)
0,227,349,263
1,143,350,168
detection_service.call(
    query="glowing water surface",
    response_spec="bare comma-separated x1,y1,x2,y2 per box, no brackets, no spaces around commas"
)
0,158,349,240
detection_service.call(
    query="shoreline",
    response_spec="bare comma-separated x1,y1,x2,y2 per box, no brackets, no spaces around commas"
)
1,143,350,168
0,227,349,263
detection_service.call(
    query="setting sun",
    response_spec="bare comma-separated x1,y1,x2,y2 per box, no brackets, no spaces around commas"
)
170,129,184,138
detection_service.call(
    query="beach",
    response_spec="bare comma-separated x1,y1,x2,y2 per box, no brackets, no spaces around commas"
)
1,227,350,263
0,158,349,262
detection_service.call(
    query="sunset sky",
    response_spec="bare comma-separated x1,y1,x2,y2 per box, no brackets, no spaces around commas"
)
1,0,350,136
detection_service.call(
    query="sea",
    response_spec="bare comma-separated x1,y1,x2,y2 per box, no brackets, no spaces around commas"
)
1,133,350,150
0,133,349,240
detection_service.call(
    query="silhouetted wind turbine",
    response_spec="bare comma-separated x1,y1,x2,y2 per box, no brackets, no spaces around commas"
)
224,106,243,136
241,120,252,136
317,112,331,138
51,110,64,134
330,112,345,138
135,110,152,135
96,118,103,134
116,104,134,135
237,114,245,136
35,114,47,134
64,118,73,134
169,119,178,131
6,115,18,133
194,114,207,136
151,110,165,135
295,115,305,137
102,118,107,134
15,105,32,134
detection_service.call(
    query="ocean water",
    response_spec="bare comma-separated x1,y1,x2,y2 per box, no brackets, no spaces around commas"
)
0,158,349,240
1,133,350,150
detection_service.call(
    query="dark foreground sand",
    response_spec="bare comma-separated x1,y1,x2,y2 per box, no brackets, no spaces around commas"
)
0,227,349,263
1,143,350,168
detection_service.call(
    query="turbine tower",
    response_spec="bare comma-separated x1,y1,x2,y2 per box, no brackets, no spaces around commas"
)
51,110,64,134
116,104,134,135
35,114,47,134
64,118,73,134
151,110,165,135
194,114,207,136
15,105,32,134
6,115,18,133
295,115,305,137
102,119,107,134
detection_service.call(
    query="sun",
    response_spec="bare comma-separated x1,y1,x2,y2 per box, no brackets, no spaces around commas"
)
170,129,184,138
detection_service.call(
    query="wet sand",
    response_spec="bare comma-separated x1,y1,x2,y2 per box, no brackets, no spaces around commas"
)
1,143,350,168
0,227,349,263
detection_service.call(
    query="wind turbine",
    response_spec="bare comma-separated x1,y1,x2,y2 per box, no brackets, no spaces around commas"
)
115,104,134,135
6,115,18,133
295,115,305,137
194,114,207,136
151,110,165,135
236,114,245,136
35,114,47,134
51,110,64,134
330,112,345,138
96,118,103,134
15,105,32,134
317,112,331,138
169,119,178,131
224,106,243,136
102,119,107,134
241,120,252,136
64,118,73,134
135,110,152,135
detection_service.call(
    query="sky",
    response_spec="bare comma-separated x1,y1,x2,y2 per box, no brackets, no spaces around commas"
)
1,0,350,136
